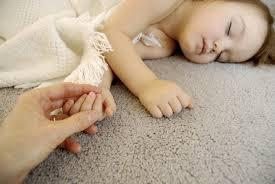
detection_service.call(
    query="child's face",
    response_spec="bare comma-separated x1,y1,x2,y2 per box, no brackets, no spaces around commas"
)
179,1,268,64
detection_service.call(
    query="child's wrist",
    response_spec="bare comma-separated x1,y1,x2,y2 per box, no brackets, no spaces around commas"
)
98,80,111,90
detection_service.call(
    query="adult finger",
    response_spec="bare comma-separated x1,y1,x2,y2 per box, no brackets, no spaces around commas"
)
69,94,87,115
54,110,100,138
84,125,98,135
63,100,75,115
60,137,81,154
40,83,100,101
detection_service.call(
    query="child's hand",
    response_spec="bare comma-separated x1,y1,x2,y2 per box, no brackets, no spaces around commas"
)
62,88,116,129
138,79,193,118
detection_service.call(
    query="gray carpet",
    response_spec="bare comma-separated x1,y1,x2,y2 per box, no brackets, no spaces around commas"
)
1,1,275,184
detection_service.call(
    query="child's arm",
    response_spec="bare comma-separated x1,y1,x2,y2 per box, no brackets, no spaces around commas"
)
102,0,183,95
102,0,192,118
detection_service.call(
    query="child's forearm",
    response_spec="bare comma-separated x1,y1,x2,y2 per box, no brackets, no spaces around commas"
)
103,30,158,97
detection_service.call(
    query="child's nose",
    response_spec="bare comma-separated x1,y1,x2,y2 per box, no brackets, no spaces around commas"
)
213,38,232,54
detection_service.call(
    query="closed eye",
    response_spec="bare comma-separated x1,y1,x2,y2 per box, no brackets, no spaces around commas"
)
215,51,222,61
215,20,232,61
227,20,232,36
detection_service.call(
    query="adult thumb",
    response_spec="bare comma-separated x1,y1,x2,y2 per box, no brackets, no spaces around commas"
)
56,110,100,138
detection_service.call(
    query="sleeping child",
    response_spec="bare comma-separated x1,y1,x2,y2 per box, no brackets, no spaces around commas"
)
98,0,274,118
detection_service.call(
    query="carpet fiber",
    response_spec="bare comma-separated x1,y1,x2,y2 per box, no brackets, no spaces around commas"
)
1,1,275,184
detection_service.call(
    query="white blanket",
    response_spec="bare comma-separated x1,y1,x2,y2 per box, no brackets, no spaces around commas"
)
0,0,119,88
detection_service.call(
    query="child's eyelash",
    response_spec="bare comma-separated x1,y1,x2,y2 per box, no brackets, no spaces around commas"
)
227,21,232,36
215,51,222,61
216,21,232,61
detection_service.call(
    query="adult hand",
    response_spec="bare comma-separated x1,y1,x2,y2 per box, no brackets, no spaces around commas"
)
0,83,102,183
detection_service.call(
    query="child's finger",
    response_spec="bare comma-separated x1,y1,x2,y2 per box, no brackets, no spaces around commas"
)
103,100,113,117
177,93,193,109
147,105,163,118
84,124,98,135
168,97,182,114
69,94,87,115
159,103,173,117
104,97,116,115
92,94,105,121
63,99,74,114
93,94,103,113
80,92,96,111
